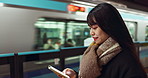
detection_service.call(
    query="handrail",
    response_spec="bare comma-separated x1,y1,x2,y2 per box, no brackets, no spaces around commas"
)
17,49,60,62
0,53,15,78
60,46,88,58
5,46,86,78
0,53,14,58
0,53,15,65
18,49,60,56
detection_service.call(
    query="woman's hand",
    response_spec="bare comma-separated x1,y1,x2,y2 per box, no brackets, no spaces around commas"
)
58,68,77,78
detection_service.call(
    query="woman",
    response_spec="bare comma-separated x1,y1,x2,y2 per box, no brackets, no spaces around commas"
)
59,3,147,78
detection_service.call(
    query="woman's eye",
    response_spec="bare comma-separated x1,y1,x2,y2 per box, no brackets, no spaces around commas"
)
89,25,98,30
92,27,97,29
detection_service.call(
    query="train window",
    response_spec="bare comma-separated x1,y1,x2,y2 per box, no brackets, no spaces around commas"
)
145,26,148,41
125,21,137,41
34,17,91,50
34,18,66,50
66,21,90,47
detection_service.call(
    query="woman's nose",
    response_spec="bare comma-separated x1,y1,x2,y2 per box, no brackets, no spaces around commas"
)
90,30,95,36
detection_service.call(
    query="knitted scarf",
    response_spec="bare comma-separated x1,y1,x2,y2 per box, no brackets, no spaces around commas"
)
79,37,122,78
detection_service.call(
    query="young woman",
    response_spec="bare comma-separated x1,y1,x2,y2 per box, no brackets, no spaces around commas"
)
59,3,147,78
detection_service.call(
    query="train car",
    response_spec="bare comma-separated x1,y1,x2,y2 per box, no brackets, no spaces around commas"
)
0,1,148,53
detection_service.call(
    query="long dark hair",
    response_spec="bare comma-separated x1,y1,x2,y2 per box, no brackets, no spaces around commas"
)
87,3,134,53
87,3,146,73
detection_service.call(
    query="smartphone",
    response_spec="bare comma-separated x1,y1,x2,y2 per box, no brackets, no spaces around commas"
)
48,65,70,78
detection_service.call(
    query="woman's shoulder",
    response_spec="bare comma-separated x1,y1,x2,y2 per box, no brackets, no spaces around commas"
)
101,49,147,78
110,49,140,68
113,49,136,63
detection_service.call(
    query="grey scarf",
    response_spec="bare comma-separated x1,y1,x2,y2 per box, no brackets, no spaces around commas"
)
79,37,122,78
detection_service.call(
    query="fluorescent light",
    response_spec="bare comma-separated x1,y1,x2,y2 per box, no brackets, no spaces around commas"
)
73,1,96,6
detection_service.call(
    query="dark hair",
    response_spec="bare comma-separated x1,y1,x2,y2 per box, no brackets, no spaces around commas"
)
87,3,146,73
87,3,134,53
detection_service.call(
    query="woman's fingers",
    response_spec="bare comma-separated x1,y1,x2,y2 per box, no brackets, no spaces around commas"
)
57,74,65,78
64,68,77,78
57,68,77,78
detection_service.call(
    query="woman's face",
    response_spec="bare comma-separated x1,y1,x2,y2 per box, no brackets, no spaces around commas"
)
90,25,109,45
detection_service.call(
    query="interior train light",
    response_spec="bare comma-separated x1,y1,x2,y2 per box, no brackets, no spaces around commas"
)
0,3,4,7
68,5,85,12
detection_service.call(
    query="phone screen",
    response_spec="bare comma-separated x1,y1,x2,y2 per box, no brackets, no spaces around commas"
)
48,65,70,78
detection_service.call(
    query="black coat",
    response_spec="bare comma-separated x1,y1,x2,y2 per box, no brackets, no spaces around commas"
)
98,49,147,78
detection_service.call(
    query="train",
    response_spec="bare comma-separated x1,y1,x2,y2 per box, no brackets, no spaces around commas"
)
0,2,148,53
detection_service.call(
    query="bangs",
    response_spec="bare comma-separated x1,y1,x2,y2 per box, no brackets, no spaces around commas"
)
87,13,97,26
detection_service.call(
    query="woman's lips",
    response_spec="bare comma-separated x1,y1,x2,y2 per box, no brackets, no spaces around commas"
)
93,37,98,41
